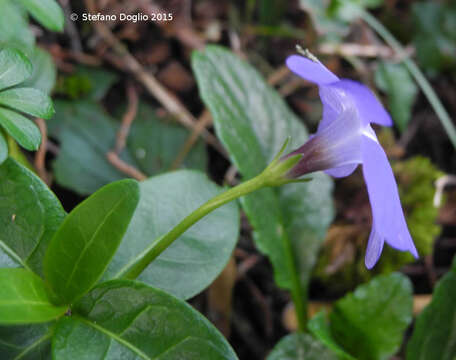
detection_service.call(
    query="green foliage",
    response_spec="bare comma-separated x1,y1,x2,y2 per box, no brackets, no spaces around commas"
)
406,256,456,360
18,0,64,32
53,280,238,359
267,333,338,360
0,0,34,54
310,273,413,360
412,1,456,72
105,170,239,300
0,323,53,359
0,268,66,324
375,61,418,132
44,180,140,305
22,47,57,95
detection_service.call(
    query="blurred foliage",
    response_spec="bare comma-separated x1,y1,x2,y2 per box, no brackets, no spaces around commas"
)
314,131,442,293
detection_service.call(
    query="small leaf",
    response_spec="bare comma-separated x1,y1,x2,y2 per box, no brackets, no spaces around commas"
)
374,61,418,132
22,47,57,94
0,48,32,90
44,180,140,305
0,323,52,359
406,257,456,360
0,157,66,275
0,268,67,324
0,132,7,164
267,333,338,360
105,170,239,299
53,280,238,359
0,88,54,119
19,0,64,32
0,107,41,150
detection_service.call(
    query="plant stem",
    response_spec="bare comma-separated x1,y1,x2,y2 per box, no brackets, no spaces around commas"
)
360,9,456,149
119,174,268,280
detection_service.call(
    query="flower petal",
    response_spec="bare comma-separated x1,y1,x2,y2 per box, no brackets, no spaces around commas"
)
361,135,418,267
318,84,353,132
331,79,393,127
365,221,385,269
286,55,339,85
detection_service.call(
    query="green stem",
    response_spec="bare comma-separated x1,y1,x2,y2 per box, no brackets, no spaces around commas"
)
360,9,456,149
118,174,268,280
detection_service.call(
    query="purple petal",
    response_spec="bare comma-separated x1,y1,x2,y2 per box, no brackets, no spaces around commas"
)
361,135,418,268
286,55,339,85
331,80,393,127
318,84,354,132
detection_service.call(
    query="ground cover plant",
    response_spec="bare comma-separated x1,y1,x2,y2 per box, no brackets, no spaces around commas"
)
0,0,456,359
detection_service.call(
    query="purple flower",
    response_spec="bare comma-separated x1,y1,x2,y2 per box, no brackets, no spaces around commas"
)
285,54,418,269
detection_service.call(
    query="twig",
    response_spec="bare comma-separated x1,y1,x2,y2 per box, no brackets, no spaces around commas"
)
115,82,139,153
59,0,83,52
34,118,50,185
318,42,397,59
106,151,147,181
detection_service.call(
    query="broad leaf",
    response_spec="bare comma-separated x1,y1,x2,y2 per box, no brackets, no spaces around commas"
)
0,108,41,150
22,47,56,94
49,100,136,195
267,333,338,360
0,157,65,275
330,273,413,360
192,46,333,293
127,102,207,175
0,88,54,119
53,280,238,359
374,61,417,132
406,257,456,360
0,48,32,91
19,0,64,32
0,323,52,360
105,170,239,299
0,268,67,324
0,132,7,164
44,180,140,305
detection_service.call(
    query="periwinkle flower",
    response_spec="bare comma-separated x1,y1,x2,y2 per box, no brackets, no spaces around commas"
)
284,54,418,268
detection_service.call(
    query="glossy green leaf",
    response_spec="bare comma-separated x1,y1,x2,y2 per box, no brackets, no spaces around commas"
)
105,170,239,299
0,88,54,119
330,273,413,360
53,280,238,359
22,47,56,95
267,333,338,360
0,268,67,324
375,61,418,132
192,46,333,293
0,48,32,91
127,103,207,175
0,158,65,275
308,311,355,360
406,257,456,360
19,0,64,32
0,323,52,360
49,100,136,195
0,132,7,164
0,107,40,150
44,180,140,305
0,0,35,55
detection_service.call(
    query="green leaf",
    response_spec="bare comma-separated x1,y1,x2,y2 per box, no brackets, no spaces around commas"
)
0,323,52,360
44,180,140,305
0,268,67,324
0,132,7,164
22,47,57,94
0,88,54,119
406,257,456,360
0,157,65,275
192,46,333,294
49,100,137,195
105,170,239,299
374,61,418,132
0,48,32,91
0,0,35,55
19,0,64,32
330,273,413,360
0,107,40,150
53,280,238,359
127,103,207,175
267,333,338,360
308,311,355,360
